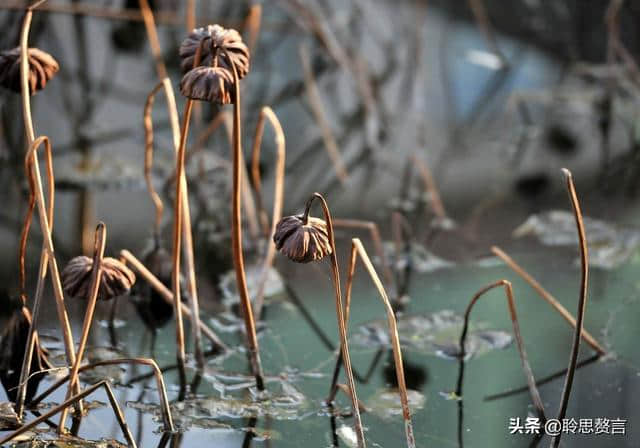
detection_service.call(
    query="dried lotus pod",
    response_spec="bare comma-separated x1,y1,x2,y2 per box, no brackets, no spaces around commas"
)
0,47,58,94
179,24,250,78
180,66,234,104
274,214,332,263
62,256,136,301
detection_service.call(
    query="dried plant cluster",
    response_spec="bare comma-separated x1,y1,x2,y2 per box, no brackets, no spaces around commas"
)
0,1,611,448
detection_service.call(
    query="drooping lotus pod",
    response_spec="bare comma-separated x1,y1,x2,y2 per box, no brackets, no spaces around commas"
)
0,47,59,94
180,65,234,104
61,256,136,301
179,24,250,78
273,214,332,263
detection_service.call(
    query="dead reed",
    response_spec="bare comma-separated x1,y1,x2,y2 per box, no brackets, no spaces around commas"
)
551,168,590,448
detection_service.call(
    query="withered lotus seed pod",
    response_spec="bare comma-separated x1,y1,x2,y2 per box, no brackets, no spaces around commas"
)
180,66,234,104
179,24,250,78
61,256,136,301
0,47,59,94
274,215,332,263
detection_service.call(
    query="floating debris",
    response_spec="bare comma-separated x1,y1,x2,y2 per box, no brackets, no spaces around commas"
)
513,210,640,269
352,310,512,360
367,388,425,420
336,425,359,448
383,242,455,273
130,380,311,431
12,435,127,447
0,402,19,430
219,265,285,307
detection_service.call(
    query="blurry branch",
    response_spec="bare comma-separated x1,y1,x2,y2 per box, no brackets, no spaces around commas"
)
2,0,299,35
299,44,349,185
605,0,640,84
467,0,507,67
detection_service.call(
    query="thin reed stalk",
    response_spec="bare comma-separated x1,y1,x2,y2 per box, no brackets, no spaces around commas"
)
249,106,286,318
409,153,447,220
305,193,365,447
458,280,545,419
31,357,174,432
332,219,393,292
226,52,265,391
16,0,78,415
16,136,78,418
551,169,590,448
119,249,228,350
138,0,209,367
0,380,136,447
491,246,605,355
343,238,415,447
143,81,165,240
58,222,107,431
244,4,262,56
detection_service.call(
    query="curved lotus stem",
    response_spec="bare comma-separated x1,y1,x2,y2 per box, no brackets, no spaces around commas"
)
249,106,286,318
58,222,107,431
15,134,54,417
304,193,365,447
224,50,265,391
16,136,78,418
31,357,174,432
552,169,590,448
491,246,605,355
139,0,212,369
332,219,393,291
143,80,165,241
342,238,415,448
457,280,545,419
0,380,136,447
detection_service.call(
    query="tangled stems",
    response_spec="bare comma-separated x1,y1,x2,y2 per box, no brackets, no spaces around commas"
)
226,52,265,391
551,169,589,448
58,222,107,431
457,280,545,419
306,193,366,448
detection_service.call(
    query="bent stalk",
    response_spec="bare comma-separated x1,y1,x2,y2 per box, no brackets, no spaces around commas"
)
458,280,545,419
491,245,605,355
249,106,286,318
0,380,136,447
344,238,415,448
305,193,365,448
58,222,107,431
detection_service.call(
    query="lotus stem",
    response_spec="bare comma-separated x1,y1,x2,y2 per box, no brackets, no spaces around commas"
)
491,246,605,355
458,280,545,419
551,169,590,448
409,153,447,220
139,0,210,367
227,53,265,391
0,380,136,447
30,357,174,432
143,80,165,240
332,219,393,292
119,249,228,350
58,222,107,431
306,193,365,447
249,106,286,318
16,137,78,417
343,238,415,447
